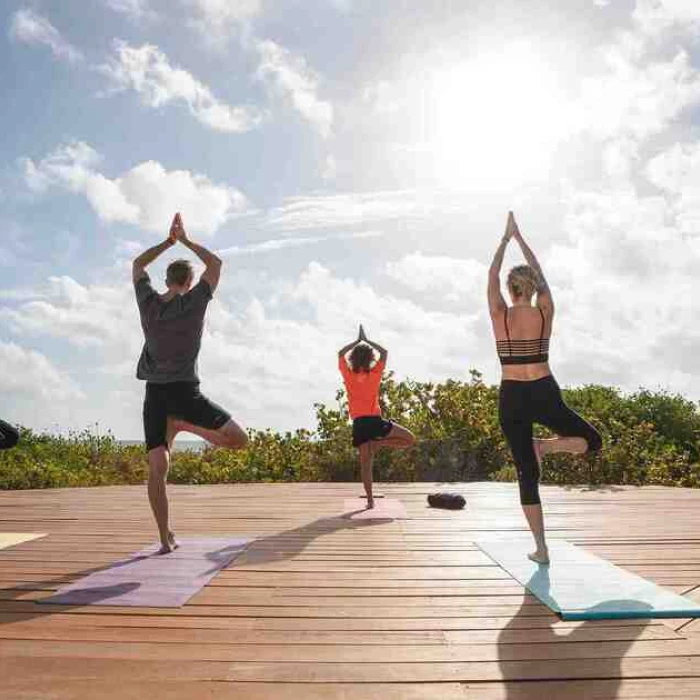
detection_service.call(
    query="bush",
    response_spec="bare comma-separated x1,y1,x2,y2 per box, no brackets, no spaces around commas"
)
2,374,699,489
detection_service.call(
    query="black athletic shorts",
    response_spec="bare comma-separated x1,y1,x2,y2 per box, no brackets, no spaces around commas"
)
352,415,394,448
143,381,231,451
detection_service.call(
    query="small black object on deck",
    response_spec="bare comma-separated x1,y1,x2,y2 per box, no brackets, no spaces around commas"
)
427,492,466,510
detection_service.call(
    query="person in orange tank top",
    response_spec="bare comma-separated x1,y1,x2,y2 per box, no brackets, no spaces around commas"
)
338,325,416,508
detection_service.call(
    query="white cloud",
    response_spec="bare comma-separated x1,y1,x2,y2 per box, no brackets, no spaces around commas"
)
322,154,337,181
103,0,156,21
100,41,266,133
21,141,250,236
646,142,700,235
0,341,83,401
182,0,263,49
9,8,83,64
1,276,139,352
218,230,382,257
262,189,472,232
385,253,487,306
255,39,333,138
633,0,700,35
573,44,700,142
543,172,700,394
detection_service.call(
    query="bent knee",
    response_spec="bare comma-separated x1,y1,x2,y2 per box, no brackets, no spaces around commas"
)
222,427,248,450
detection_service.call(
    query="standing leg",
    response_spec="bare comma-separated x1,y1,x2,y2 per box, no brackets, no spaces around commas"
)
505,422,549,564
358,442,374,508
500,384,549,564
147,446,175,554
143,385,178,554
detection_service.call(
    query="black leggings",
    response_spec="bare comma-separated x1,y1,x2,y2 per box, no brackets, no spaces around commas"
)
0,420,19,450
499,376,602,506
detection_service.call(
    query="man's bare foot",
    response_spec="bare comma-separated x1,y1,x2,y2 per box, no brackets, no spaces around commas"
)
528,549,550,565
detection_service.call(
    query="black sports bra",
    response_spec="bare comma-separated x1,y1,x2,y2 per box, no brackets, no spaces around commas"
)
496,308,550,365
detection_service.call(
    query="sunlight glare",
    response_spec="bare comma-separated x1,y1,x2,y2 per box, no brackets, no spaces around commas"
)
428,42,569,187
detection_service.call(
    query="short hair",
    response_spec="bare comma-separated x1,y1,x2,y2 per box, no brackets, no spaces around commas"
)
507,265,540,300
349,344,375,373
166,259,193,287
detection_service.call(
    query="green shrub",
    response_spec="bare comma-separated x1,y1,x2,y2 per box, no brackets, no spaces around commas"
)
2,375,699,489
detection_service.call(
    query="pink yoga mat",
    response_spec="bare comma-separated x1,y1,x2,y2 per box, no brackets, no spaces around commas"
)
342,498,408,520
40,537,250,608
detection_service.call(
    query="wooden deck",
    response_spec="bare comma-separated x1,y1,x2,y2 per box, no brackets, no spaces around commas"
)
2,481,700,699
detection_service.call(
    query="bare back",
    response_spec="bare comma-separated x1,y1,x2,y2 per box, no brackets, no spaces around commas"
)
491,305,553,381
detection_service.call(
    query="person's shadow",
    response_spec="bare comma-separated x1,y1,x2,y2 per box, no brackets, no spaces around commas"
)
0,511,392,625
498,567,653,698
221,511,395,569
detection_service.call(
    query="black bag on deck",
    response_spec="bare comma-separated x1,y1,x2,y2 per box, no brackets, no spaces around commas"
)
427,492,466,510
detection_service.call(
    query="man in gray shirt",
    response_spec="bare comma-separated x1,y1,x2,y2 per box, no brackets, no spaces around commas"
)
133,213,248,553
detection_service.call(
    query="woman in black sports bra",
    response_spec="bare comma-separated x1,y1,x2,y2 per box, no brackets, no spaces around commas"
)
488,212,602,565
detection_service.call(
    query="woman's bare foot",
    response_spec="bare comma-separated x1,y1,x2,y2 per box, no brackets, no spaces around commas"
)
528,549,550,565
157,542,174,555
366,497,375,509
168,531,180,550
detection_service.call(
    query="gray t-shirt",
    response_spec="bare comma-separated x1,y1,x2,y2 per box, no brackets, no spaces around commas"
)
134,273,212,383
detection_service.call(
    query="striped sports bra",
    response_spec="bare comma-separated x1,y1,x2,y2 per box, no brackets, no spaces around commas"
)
496,308,550,365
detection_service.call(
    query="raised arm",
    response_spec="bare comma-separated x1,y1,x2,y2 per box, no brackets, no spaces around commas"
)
171,213,223,293
487,214,512,317
359,325,388,364
511,214,554,316
132,238,175,284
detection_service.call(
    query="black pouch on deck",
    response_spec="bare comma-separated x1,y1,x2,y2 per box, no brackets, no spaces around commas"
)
427,492,466,510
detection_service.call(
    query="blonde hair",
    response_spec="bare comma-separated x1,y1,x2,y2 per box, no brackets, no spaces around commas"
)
507,265,540,300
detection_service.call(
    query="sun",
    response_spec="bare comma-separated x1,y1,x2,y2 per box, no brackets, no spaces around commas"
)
426,42,570,187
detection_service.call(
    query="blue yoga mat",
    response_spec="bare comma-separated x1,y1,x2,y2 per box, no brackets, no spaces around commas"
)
476,539,700,621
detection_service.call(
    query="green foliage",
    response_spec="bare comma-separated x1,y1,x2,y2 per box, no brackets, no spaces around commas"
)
2,376,700,489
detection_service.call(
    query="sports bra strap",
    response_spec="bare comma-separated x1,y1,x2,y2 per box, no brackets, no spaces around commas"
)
503,308,511,342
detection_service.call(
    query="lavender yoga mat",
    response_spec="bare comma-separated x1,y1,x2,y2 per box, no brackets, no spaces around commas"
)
40,537,250,608
342,498,408,520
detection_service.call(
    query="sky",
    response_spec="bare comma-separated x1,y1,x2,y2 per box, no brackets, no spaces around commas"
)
1,0,700,439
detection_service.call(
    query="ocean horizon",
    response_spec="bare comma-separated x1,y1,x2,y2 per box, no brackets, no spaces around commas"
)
119,439,206,453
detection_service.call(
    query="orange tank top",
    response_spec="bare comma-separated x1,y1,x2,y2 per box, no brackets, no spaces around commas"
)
338,356,385,419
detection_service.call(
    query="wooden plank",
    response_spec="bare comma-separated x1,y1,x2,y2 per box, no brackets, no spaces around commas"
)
0,654,699,682
0,637,691,663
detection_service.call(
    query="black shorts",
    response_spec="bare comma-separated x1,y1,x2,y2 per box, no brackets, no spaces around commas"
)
143,382,231,451
352,415,394,447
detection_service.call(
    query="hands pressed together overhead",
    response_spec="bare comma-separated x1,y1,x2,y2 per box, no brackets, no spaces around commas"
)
169,212,189,244
504,210,522,243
